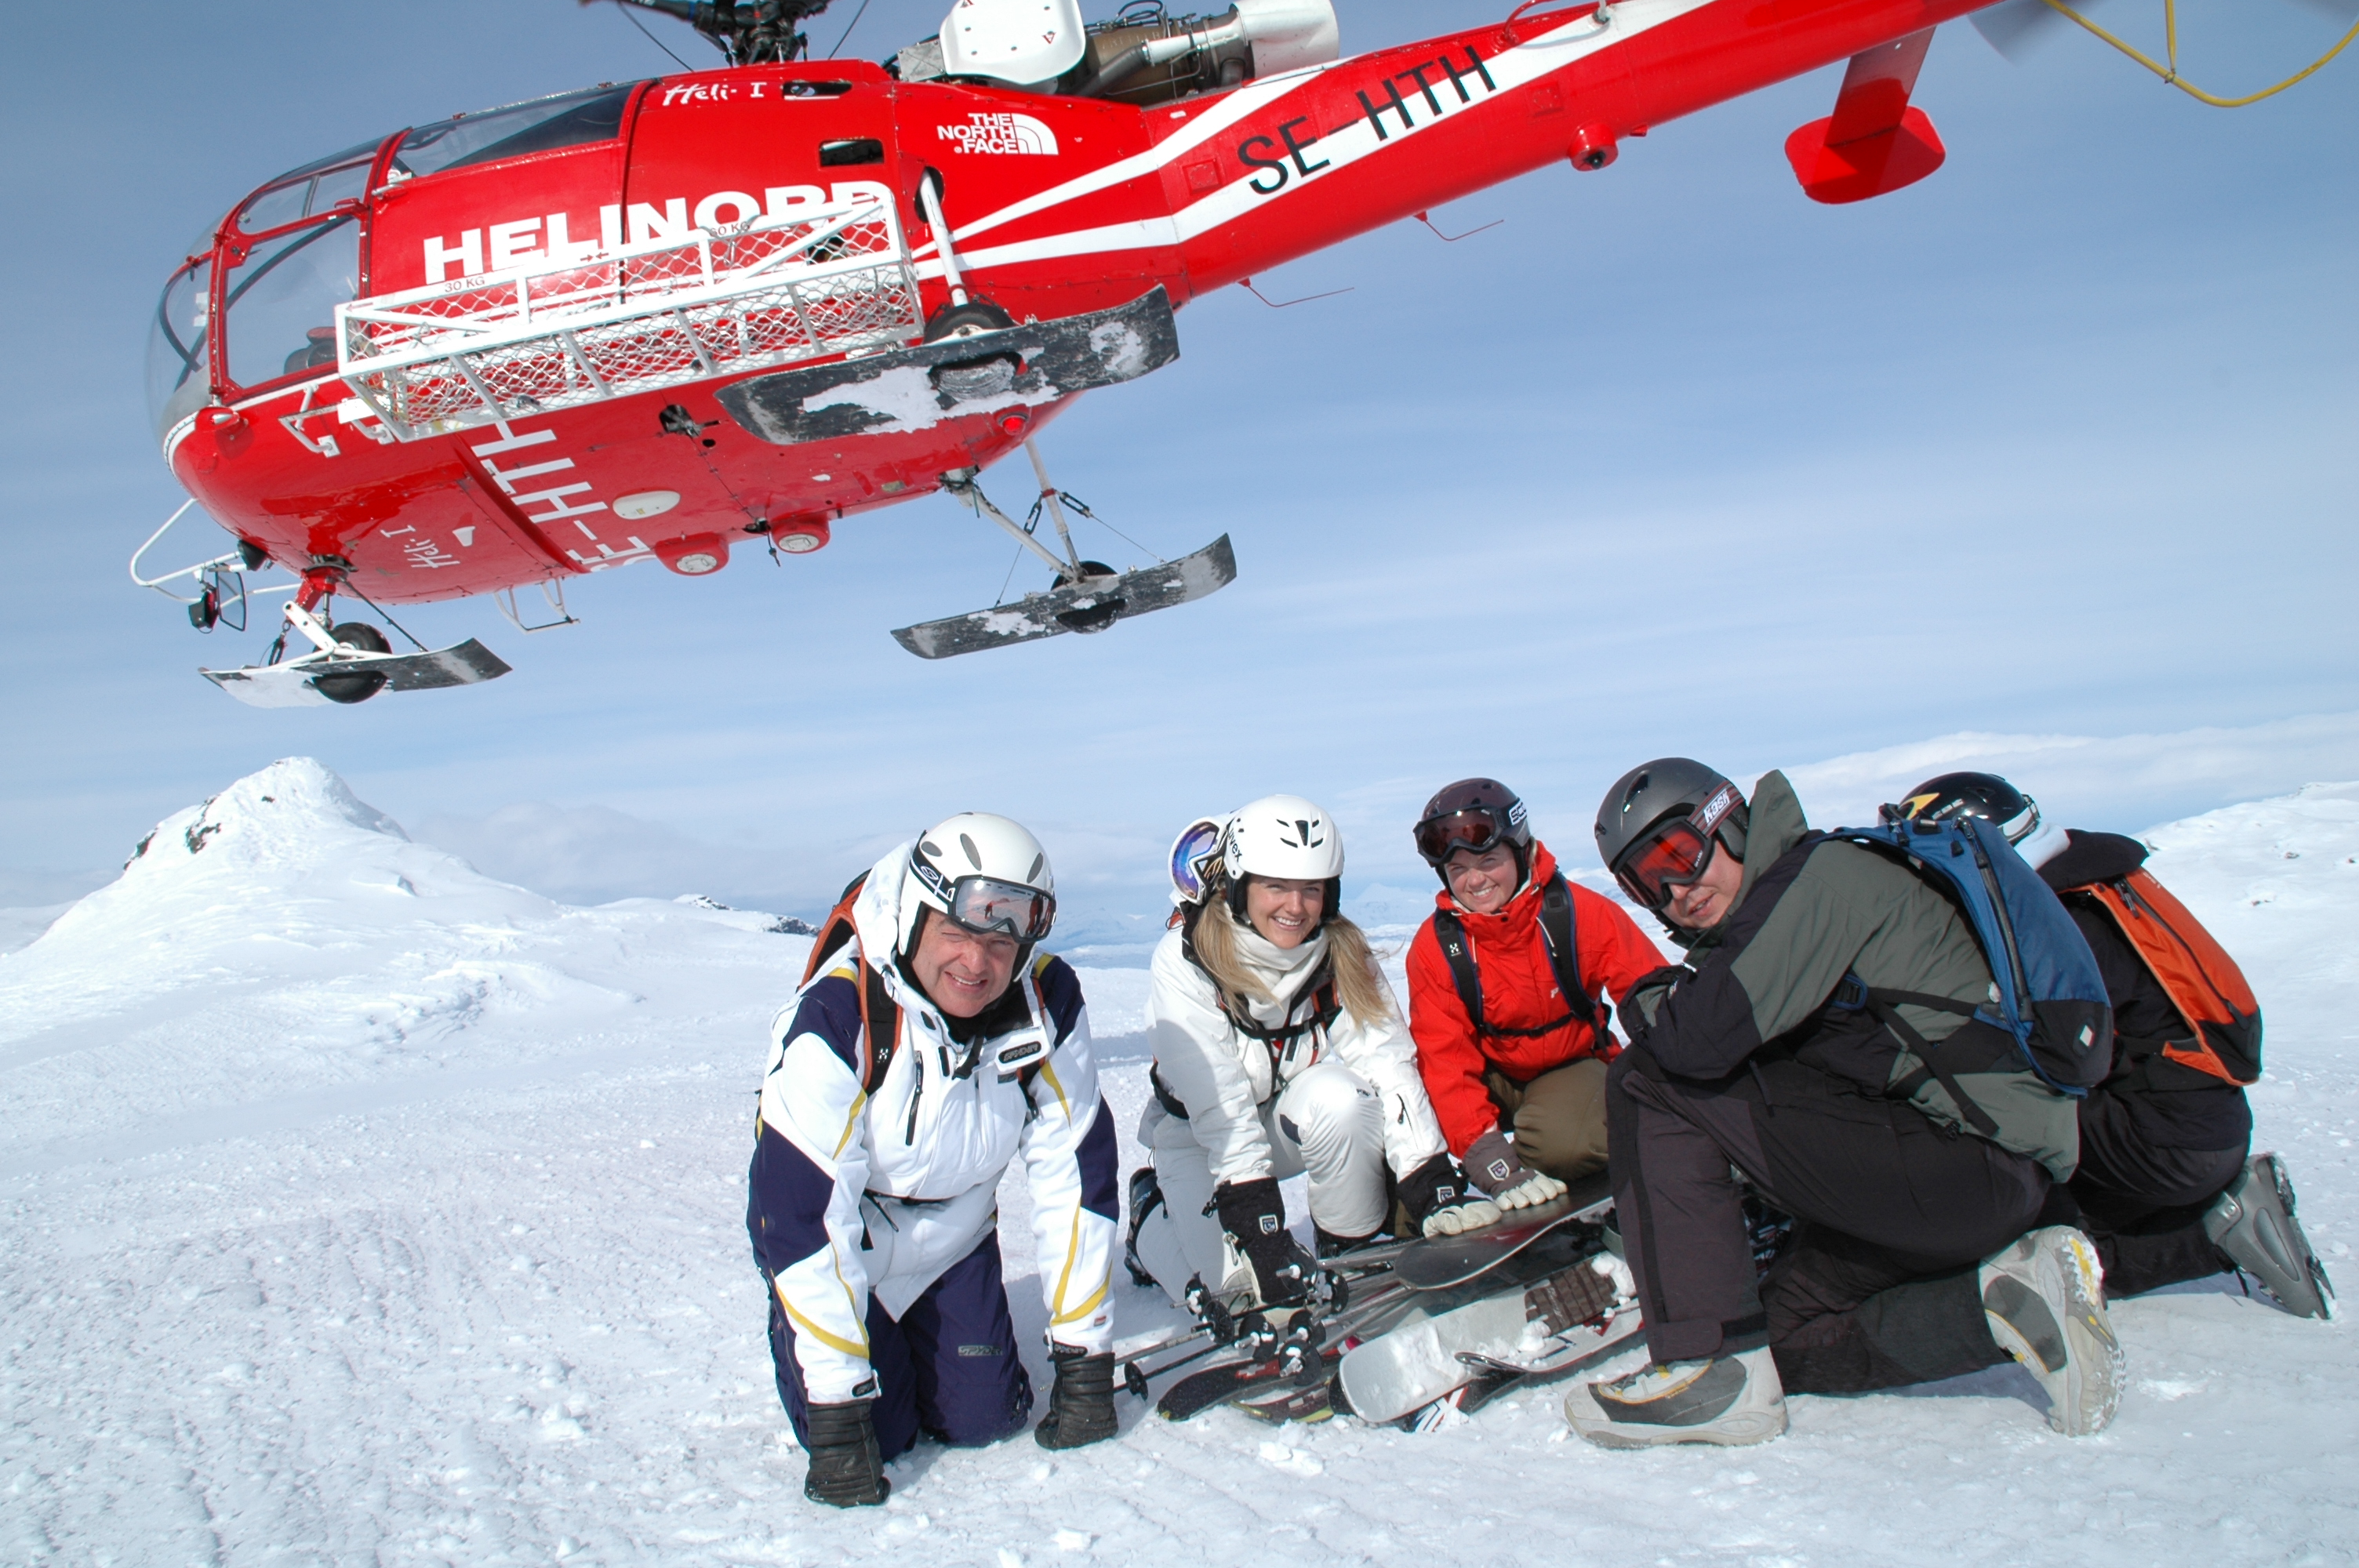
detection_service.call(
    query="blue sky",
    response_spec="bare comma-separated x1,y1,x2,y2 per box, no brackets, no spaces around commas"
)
2,0,2353,942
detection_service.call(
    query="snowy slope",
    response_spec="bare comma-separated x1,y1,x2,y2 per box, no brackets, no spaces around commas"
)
3,763,2355,1566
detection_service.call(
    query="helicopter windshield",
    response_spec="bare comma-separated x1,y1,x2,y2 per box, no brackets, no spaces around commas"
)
236,137,383,234
218,213,363,395
144,257,213,444
391,82,638,180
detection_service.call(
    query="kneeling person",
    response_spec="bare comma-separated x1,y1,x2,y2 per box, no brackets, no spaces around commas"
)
1129,796,1495,1337
748,815,1121,1508
1572,760,2124,1450
1901,771,2333,1318
1405,778,1667,1206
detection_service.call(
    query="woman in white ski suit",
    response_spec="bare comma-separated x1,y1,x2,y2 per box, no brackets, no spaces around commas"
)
1129,795,1496,1310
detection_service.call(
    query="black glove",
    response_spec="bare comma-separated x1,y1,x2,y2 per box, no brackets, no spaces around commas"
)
1034,1344,1118,1450
1394,1152,1467,1228
1463,1129,1530,1196
802,1398,889,1508
1214,1177,1314,1308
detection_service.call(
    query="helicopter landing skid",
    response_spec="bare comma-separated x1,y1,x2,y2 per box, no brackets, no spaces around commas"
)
200,601,511,707
715,285,1180,446
202,641,513,708
892,534,1235,659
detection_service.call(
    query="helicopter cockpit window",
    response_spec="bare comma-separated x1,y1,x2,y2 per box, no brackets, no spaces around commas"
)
234,137,383,234
145,256,213,443
220,213,362,394
391,82,639,180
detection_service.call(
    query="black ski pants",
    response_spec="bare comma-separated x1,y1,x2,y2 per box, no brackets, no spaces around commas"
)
2043,1086,2245,1299
1608,1051,2048,1392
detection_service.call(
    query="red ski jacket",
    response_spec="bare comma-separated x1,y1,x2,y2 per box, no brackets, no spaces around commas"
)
1405,842,1669,1156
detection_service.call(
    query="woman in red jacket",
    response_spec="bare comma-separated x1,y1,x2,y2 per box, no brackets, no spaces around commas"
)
1406,779,1667,1206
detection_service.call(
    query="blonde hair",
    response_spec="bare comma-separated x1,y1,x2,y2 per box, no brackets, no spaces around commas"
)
1190,869,1394,1029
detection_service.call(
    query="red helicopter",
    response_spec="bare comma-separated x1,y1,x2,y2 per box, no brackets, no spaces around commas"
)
130,0,2311,703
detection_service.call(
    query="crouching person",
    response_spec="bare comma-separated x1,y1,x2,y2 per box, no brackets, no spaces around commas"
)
1899,771,2334,1317
747,814,1121,1508
1128,796,1496,1335
1570,760,2125,1450
1405,778,1670,1206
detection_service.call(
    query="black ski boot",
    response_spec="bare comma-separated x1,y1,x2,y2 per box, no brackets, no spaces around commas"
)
1124,1167,1163,1288
2206,1152,2336,1319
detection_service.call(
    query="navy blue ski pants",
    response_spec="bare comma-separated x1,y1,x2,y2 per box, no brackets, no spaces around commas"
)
765,1231,1034,1460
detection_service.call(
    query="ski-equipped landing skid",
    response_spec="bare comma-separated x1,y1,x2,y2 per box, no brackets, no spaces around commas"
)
202,602,511,709
892,428,1235,659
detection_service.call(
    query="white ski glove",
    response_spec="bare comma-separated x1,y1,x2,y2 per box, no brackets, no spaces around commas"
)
1492,1168,1569,1210
1464,1129,1569,1211
1422,1193,1503,1237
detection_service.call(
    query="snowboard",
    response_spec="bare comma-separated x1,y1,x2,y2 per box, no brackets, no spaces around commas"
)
1388,1171,1615,1290
1337,1247,1637,1425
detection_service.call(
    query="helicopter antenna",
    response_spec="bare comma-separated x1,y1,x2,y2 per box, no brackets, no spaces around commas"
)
594,0,834,65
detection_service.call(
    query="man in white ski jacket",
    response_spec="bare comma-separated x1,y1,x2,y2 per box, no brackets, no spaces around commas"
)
748,815,1120,1506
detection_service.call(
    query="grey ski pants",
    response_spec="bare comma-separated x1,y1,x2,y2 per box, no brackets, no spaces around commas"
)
1607,1051,2048,1389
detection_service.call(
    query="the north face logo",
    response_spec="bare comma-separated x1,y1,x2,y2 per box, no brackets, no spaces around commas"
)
938,112,1058,155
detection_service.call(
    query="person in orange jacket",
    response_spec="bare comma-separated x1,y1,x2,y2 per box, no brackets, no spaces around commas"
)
1405,779,1668,1206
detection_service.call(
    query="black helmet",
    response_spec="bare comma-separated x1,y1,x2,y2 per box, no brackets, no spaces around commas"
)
1594,758,1748,909
1413,778,1533,886
1892,771,2041,845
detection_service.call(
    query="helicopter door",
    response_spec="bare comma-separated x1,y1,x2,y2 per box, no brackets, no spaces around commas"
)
620,66,907,284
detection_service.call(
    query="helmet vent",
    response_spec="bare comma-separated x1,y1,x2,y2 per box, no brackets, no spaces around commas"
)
958,833,983,869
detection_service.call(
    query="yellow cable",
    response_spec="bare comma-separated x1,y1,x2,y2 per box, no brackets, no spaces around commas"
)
2036,0,2359,107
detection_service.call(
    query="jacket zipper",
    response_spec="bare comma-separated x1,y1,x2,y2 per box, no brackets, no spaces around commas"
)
903,1044,925,1145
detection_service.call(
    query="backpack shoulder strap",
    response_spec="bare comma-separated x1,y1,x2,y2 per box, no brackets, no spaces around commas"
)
1538,873,1605,1036
856,959,901,1095
1429,909,1488,1036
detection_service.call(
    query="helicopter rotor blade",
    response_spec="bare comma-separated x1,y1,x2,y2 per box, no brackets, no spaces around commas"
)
1968,0,2075,63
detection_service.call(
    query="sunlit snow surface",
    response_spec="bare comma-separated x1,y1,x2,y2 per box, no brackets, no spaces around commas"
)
4,760,2356,1564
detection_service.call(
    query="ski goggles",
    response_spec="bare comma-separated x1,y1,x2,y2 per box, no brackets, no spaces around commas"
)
910,849,1056,941
1611,784,1743,910
1169,817,1224,903
1611,818,1717,910
1413,804,1517,867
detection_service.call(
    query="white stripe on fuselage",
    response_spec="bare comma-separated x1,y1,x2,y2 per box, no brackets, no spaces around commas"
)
944,0,1719,269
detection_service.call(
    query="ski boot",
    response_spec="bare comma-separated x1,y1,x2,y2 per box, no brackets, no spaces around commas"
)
1979,1225,2124,1436
1124,1167,1163,1288
2205,1152,2335,1319
1566,1345,1787,1450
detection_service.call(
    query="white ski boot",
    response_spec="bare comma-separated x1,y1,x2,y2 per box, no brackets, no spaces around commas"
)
1980,1225,2124,1436
2205,1152,2335,1319
1565,1345,1787,1450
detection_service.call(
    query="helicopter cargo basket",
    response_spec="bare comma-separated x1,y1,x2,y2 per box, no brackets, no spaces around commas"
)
336,197,922,440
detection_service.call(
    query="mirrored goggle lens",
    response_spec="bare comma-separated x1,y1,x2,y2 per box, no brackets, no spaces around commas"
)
1416,808,1505,865
1169,818,1223,902
947,876,1056,941
1614,822,1714,909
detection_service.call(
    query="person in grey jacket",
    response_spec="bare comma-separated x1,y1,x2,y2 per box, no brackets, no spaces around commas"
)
1565,759,2125,1450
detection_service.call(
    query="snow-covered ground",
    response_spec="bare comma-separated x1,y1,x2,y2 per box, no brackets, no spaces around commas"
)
4,760,2355,1566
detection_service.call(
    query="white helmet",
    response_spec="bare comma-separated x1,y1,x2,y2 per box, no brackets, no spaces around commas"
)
903,811,1057,952
1221,794,1346,882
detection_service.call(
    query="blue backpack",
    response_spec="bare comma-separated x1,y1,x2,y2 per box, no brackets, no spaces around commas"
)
1824,815,2114,1127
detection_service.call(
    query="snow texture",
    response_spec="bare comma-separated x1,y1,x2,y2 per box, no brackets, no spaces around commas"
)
5,759,2356,1565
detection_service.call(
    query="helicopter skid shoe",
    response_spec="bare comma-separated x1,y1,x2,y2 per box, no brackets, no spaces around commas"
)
201,639,512,708
892,534,1234,659
717,285,1180,446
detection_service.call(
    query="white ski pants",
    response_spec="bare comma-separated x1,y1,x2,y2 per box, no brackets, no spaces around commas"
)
1131,1059,1389,1308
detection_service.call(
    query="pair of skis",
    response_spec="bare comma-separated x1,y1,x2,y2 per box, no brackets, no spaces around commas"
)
1132,1176,1645,1427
